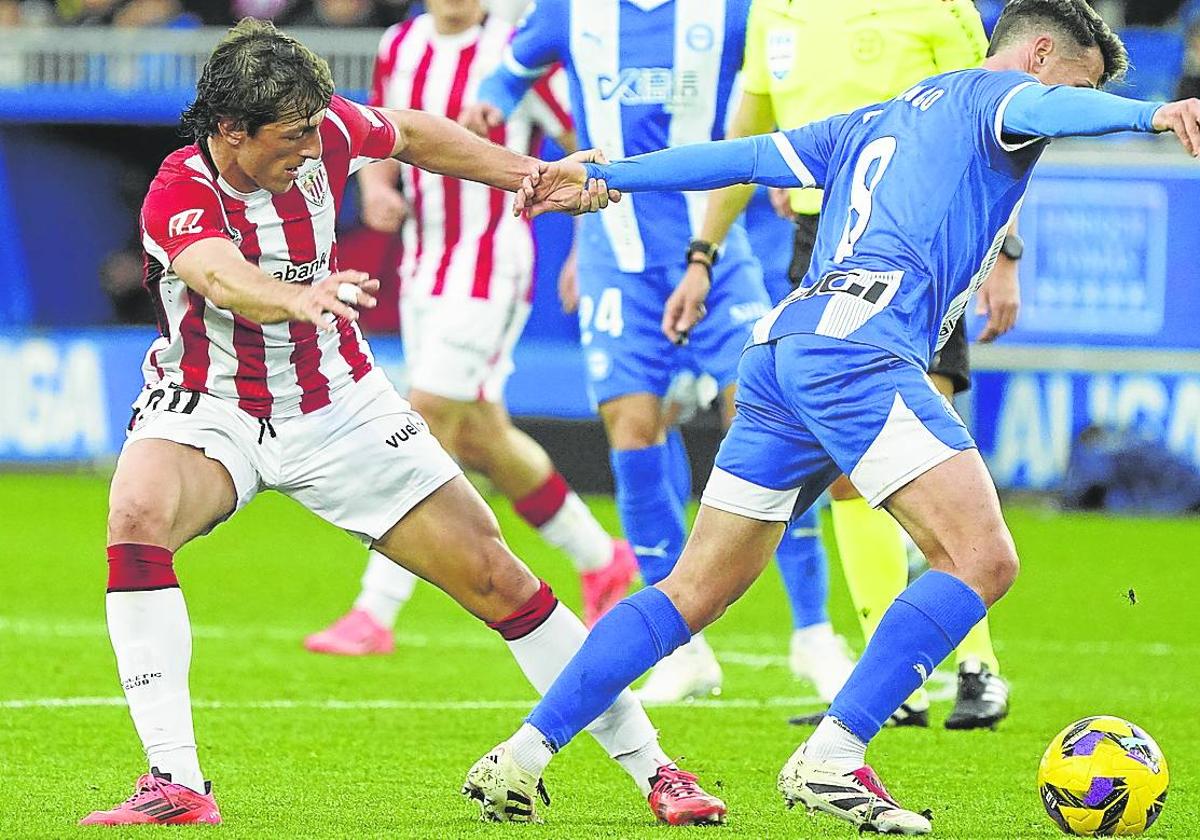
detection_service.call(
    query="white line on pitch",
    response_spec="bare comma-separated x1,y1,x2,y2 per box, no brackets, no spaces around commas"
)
0,695,830,711
0,617,1185,658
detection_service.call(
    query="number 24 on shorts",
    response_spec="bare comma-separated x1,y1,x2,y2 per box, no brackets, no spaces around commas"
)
578,288,624,344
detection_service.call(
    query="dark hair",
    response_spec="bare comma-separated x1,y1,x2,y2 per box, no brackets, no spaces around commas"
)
181,18,335,140
987,0,1128,85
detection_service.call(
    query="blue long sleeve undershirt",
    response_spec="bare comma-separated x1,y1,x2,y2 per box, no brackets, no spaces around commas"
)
1002,82,1161,138
583,133,798,193
584,82,1163,193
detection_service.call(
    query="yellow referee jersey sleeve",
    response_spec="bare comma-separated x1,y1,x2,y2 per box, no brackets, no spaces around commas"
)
742,0,988,214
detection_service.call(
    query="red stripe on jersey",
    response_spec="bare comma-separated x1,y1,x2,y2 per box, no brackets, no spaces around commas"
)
179,289,210,392
471,123,508,300
232,316,271,417
222,200,273,417
429,42,478,298
532,67,572,132
273,189,331,413
371,19,416,107
336,320,371,382
408,44,435,267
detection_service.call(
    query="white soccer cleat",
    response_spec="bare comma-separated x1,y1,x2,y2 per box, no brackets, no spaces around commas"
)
789,626,857,703
634,634,722,703
778,746,932,835
461,742,550,823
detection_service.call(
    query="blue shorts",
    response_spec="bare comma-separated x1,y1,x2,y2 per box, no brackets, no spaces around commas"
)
577,253,771,406
702,334,976,520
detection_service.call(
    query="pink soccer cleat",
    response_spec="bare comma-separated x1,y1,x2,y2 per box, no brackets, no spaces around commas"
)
304,608,395,655
80,769,221,826
581,539,639,627
647,765,727,826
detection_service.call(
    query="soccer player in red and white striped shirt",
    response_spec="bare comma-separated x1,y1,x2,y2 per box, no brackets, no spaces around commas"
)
83,18,677,827
304,0,638,656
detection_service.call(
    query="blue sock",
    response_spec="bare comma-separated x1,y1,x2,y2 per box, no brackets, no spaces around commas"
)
611,445,686,585
775,506,829,629
828,570,986,742
528,587,691,749
664,429,692,508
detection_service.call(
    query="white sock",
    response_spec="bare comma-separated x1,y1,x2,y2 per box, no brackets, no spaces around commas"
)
537,492,612,572
504,603,667,794
793,621,835,646
508,722,555,777
804,715,867,771
106,588,205,793
353,550,418,628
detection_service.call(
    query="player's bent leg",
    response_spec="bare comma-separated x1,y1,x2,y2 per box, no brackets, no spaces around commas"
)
468,511,769,825
456,401,636,623
87,438,244,826
885,449,1019,607
365,476,677,819
373,475,539,621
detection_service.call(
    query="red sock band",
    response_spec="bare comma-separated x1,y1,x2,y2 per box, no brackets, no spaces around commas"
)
488,581,558,640
514,472,570,528
107,544,178,592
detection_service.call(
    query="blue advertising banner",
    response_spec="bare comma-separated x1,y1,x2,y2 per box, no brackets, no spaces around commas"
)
970,153,1200,351
970,350,1200,491
0,329,593,462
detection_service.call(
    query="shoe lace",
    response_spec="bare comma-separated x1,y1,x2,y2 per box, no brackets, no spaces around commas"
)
652,764,707,799
535,778,550,807
118,774,174,809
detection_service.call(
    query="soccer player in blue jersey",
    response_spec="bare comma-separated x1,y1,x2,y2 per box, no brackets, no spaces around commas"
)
463,0,1200,830
459,0,830,703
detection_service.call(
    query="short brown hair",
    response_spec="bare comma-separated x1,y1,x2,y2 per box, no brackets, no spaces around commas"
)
988,0,1129,85
181,18,335,140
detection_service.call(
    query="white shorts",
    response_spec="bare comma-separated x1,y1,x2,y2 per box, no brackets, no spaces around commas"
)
123,369,462,543
400,285,532,404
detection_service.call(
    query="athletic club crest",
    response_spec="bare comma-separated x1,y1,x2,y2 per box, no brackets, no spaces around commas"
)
297,164,330,207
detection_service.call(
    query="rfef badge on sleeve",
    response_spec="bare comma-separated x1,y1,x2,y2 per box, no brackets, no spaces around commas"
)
767,30,795,81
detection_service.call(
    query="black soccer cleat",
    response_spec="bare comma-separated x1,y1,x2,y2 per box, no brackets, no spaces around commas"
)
788,703,929,728
886,702,930,728
944,660,1009,730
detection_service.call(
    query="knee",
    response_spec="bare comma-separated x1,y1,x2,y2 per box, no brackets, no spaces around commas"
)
953,537,1019,607
453,424,496,474
460,517,539,611
659,575,727,633
602,408,661,451
981,543,1020,605
107,492,176,546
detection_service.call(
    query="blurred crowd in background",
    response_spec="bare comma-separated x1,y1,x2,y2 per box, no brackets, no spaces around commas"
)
0,0,1193,31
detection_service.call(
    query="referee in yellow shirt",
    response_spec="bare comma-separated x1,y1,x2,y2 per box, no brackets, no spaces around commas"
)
681,0,1018,731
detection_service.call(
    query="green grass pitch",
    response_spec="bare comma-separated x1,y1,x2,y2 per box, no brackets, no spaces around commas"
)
0,472,1196,838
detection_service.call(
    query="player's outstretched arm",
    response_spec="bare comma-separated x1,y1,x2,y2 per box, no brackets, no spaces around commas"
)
382,108,546,197
575,133,815,197
1001,84,1199,153
172,238,378,331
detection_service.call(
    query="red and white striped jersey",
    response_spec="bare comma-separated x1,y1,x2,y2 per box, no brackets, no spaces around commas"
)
370,14,571,301
140,95,397,419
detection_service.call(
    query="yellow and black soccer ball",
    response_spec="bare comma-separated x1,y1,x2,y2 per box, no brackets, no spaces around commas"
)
1038,716,1169,836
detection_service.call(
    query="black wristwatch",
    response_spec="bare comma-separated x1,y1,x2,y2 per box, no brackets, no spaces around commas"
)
1000,232,1024,261
686,239,720,274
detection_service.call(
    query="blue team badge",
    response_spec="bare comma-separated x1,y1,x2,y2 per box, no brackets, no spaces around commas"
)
587,349,612,381
686,23,714,52
767,30,795,81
